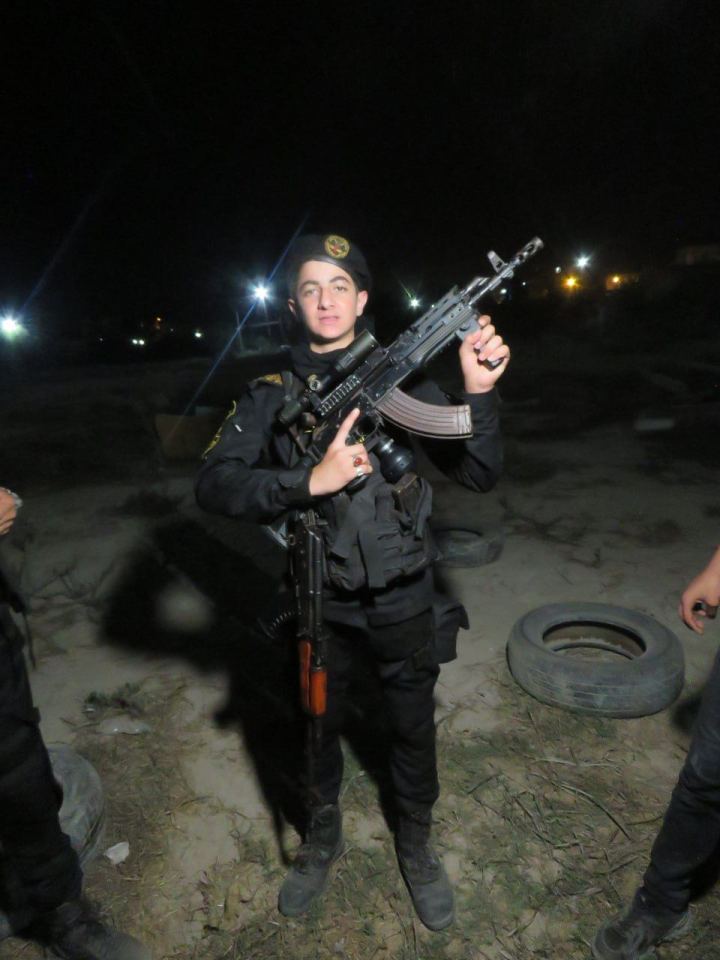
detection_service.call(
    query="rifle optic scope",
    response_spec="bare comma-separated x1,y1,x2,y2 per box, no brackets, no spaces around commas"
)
278,329,379,427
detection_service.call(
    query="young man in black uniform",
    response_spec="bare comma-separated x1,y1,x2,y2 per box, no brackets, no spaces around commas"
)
0,487,150,959
196,233,509,930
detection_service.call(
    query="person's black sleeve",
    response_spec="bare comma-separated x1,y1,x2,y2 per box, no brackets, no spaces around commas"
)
195,386,316,522
406,377,503,492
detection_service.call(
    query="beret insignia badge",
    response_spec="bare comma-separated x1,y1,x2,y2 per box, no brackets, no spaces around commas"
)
324,234,350,259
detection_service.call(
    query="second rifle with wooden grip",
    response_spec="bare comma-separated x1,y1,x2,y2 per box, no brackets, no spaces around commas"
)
289,509,329,796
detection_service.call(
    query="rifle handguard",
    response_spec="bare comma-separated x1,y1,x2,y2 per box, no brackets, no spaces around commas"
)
299,639,328,717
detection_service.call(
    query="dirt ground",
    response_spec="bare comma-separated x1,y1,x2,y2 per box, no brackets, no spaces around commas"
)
1,330,720,959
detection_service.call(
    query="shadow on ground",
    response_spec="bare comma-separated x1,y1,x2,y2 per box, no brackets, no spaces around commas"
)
99,516,398,845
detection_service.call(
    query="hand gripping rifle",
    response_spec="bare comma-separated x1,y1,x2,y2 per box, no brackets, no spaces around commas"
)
288,509,329,800
278,237,543,484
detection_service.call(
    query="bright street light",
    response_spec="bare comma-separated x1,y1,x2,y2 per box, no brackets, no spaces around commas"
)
409,297,421,309
252,284,270,302
194,330,204,339
1,315,24,339
576,255,590,269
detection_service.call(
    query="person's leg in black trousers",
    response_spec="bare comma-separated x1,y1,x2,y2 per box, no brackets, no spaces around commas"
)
592,648,720,959
374,629,453,931
642,646,720,911
0,623,81,926
376,647,440,821
0,616,150,958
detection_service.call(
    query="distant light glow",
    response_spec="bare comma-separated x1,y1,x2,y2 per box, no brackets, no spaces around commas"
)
500,288,507,295
576,255,590,269
409,297,421,309
612,275,621,284
130,338,146,347
253,284,270,301
555,266,562,274
1,315,24,339
194,330,204,339
564,276,579,289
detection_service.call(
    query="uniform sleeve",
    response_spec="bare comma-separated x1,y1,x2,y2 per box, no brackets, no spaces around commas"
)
195,386,315,522
406,376,503,493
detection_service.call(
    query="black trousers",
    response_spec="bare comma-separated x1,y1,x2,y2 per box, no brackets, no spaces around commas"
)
0,612,81,916
642,645,720,913
311,612,440,821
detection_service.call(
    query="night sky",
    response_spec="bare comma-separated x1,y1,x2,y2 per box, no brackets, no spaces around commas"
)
1,1,716,335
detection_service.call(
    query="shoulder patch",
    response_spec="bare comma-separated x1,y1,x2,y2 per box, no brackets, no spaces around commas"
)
202,401,237,460
255,373,284,385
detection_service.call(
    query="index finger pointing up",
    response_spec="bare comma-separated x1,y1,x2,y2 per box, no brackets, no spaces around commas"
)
334,407,362,445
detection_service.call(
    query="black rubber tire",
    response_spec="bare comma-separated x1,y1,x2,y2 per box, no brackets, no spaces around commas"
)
431,522,505,568
507,602,685,718
50,745,106,868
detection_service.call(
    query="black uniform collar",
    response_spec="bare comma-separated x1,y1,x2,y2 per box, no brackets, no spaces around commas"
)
290,341,348,382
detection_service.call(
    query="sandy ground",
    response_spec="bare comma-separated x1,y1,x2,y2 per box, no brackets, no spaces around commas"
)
1,332,720,959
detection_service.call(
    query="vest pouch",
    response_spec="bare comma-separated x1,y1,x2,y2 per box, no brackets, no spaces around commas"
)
322,472,435,593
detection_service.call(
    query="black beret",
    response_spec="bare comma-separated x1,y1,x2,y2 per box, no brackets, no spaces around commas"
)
285,234,371,295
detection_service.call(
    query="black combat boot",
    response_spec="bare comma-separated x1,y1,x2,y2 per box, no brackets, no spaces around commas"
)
592,888,691,960
278,803,344,917
30,899,151,960
395,813,454,931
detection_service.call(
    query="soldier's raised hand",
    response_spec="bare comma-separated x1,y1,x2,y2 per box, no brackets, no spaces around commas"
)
309,408,372,496
459,314,510,393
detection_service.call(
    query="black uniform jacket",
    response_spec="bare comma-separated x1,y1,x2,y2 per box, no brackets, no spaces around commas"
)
195,344,503,629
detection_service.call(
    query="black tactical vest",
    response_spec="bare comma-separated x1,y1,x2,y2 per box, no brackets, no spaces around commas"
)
278,372,436,593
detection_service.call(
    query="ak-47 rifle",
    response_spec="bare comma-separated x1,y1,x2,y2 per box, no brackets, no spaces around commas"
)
278,237,543,484
289,509,329,798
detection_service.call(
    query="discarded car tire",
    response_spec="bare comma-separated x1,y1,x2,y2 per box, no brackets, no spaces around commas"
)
0,746,105,941
507,602,685,718
432,522,504,568
50,745,106,868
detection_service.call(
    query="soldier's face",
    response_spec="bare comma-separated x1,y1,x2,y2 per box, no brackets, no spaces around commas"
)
289,260,368,352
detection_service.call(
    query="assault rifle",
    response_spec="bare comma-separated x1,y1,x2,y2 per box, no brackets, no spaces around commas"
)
288,509,329,797
278,237,543,483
